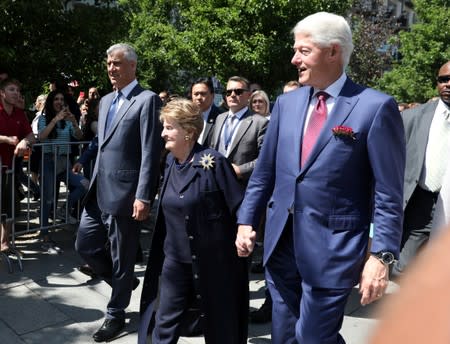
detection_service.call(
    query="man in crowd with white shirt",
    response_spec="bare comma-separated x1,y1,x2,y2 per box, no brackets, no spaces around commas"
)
190,77,221,146
392,60,450,277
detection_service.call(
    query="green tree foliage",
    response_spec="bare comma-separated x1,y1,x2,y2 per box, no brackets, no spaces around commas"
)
120,0,352,97
376,0,450,103
347,0,398,87
0,0,127,103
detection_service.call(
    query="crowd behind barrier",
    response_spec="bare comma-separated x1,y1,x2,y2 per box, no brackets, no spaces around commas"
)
1,141,91,272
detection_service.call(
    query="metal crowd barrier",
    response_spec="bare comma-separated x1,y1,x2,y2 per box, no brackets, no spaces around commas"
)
1,141,92,273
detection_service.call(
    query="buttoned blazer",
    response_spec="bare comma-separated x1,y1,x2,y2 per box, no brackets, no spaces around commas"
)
198,104,221,146
207,109,268,183
85,84,162,216
238,78,406,288
402,100,438,208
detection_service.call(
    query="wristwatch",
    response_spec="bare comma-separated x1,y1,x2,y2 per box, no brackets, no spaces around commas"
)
372,251,396,265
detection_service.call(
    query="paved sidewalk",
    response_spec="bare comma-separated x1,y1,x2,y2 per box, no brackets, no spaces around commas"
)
0,223,397,343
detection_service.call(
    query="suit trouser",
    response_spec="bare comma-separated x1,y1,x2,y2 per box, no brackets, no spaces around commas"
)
392,186,438,277
266,218,351,344
75,198,140,320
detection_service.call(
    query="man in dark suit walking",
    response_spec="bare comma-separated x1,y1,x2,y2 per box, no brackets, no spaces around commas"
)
75,43,162,342
207,75,268,186
236,12,405,344
190,77,221,146
392,60,450,277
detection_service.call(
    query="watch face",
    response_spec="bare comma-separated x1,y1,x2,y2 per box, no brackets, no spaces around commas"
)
381,252,395,264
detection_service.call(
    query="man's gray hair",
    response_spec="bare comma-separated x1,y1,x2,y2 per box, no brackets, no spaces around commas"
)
106,43,138,62
292,12,353,68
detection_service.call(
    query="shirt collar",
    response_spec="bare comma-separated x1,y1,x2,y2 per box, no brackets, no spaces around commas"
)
436,99,450,121
202,105,213,121
313,72,347,99
228,106,247,120
117,79,138,99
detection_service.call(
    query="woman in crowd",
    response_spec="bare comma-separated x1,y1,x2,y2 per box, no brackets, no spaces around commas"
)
249,90,270,119
38,90,88,251
79,98,99,179
139,98,248,344
30,94,47,188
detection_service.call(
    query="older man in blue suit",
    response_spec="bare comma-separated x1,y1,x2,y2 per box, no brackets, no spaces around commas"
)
236,12,405,344
75,43,162,342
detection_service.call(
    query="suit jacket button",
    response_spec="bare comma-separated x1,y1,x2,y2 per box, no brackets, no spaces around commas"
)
188,235,194,240
196,294,202,299
192,255,197,260
185,215,190,220
194,274,199,279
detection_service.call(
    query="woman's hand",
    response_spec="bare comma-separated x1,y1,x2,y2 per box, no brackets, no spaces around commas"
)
236,225,256,257
53,108,68,123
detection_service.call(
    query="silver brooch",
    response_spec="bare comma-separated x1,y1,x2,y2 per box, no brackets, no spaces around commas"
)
199,153,215,170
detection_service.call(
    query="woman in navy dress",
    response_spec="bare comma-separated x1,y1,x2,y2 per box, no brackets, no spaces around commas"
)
139,98,248,344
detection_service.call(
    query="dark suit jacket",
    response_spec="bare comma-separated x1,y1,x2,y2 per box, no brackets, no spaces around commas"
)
207,109,268,183
85,84,162,216
402,100,438,209
139,145,248,344
238,78,406,288
198,104,221,146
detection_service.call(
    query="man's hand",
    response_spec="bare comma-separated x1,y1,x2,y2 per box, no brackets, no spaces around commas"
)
359,255,389,306
14,138,29,156
235,225,256,257
232,163,242,178
132,199,150,221
72,162,83,173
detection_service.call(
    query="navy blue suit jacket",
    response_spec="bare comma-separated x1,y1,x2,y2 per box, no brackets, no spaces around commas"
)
238,78,406,288
85,84,162,216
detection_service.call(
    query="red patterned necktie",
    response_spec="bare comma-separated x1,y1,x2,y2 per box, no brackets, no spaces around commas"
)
301,91,329,167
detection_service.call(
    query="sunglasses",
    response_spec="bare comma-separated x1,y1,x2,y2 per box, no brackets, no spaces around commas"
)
226,88,249,97
437,75,450,84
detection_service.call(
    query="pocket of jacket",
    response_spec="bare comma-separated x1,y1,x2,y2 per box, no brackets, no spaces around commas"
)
328,215,360,231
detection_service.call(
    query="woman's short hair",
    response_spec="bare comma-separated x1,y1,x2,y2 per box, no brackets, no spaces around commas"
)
249,90,270,116
160,98,204,140
292,12,353,67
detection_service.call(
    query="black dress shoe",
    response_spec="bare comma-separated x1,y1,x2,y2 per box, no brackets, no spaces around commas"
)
93,318,125,342
249,297,272,324
78,264,97,278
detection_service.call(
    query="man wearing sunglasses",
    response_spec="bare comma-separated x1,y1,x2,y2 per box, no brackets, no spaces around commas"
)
207,75,268,185
391,60,450,278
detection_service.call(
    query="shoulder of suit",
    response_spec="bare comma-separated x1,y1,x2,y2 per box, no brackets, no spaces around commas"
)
194,147,226,166
403,100,436,116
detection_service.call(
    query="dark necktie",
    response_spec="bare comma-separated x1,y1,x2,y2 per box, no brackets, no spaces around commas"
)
105,90,122,134
301,91,329,167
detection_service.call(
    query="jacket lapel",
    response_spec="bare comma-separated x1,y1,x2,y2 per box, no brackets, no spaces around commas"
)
290,87,313,173
227,111,252,156
102,85,141,145
201,117,215,145
415,101,437,164
98,93,115,145
300,79,360,173
212,114,227,149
